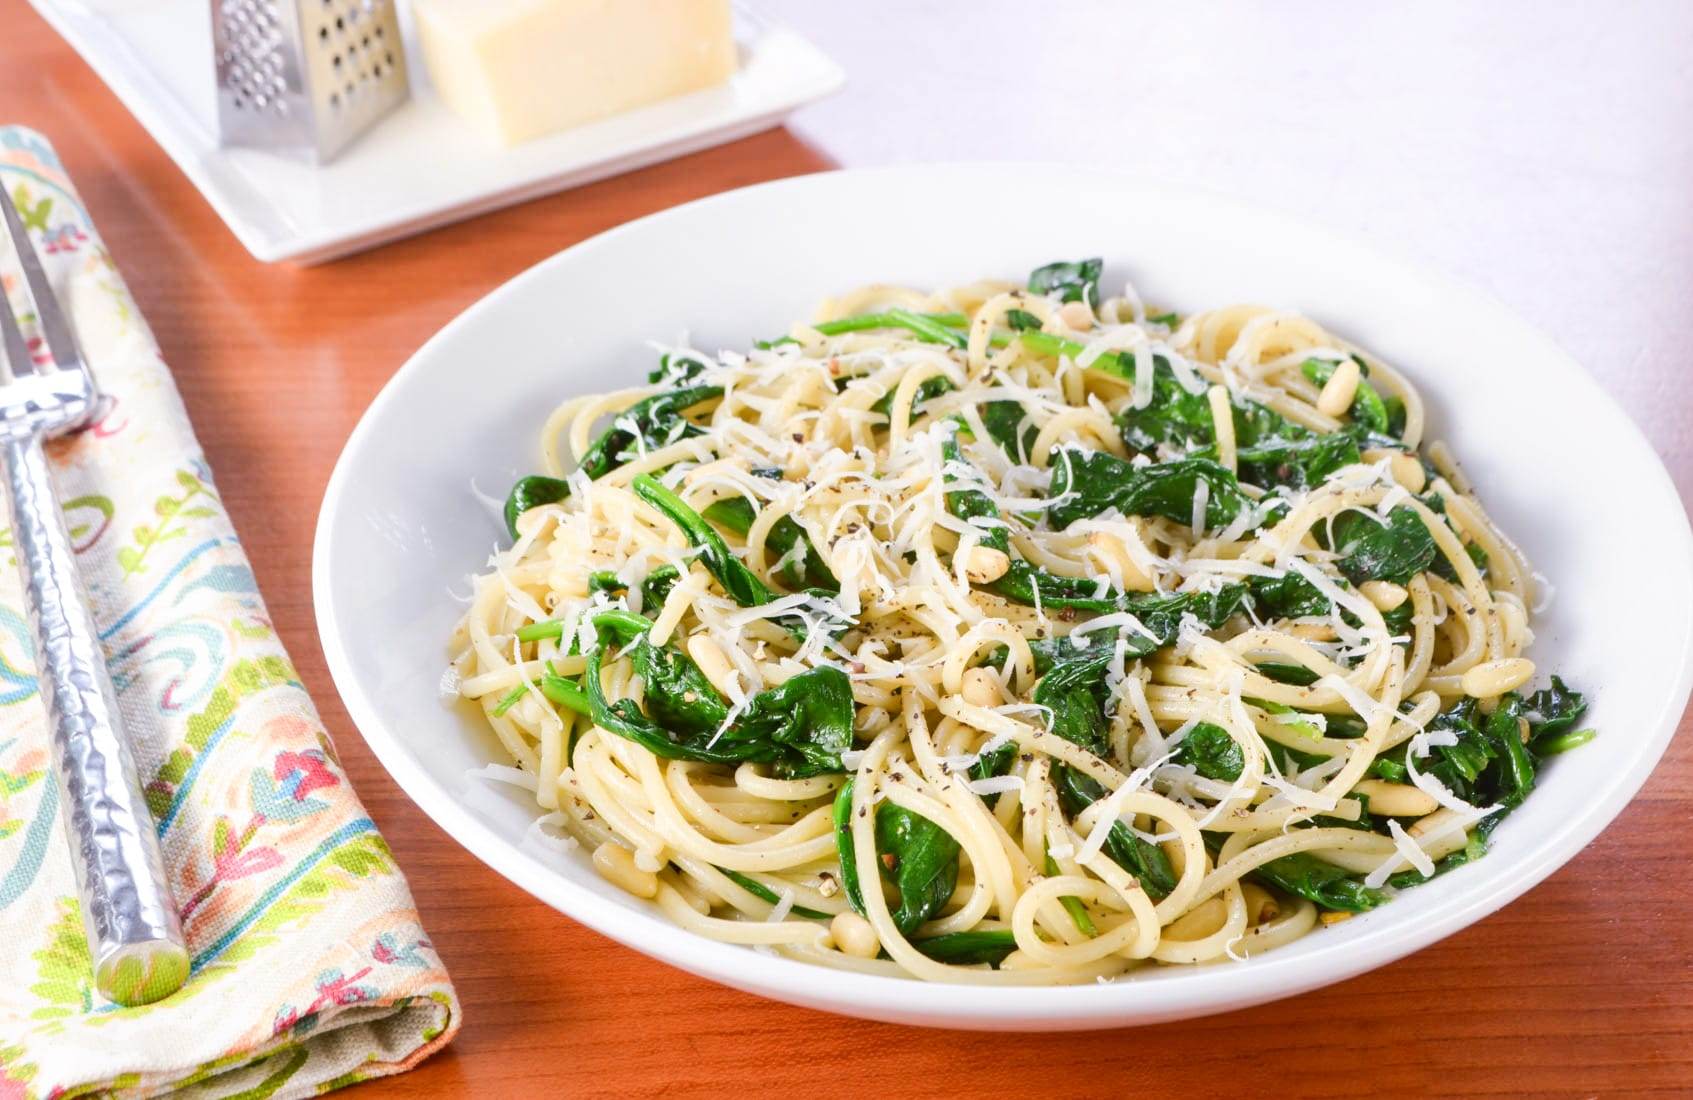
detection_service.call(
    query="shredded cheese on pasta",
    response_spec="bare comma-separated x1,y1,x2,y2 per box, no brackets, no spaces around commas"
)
449,270,1556,984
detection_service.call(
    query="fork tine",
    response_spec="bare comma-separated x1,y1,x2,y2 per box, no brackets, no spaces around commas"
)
0,281,33,380
0,183,83,376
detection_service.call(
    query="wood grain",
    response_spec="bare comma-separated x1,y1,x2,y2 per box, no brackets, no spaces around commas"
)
5,3,1692,1096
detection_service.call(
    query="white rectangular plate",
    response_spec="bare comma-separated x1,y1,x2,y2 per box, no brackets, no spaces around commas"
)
28,0,843,263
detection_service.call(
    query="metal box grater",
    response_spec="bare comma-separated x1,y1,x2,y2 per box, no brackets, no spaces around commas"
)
212,0,410,163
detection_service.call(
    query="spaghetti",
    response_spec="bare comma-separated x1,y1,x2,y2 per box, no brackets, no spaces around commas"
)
449,259,1592,983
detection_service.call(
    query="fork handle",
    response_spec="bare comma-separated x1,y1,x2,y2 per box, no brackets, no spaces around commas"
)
2,435,188,1005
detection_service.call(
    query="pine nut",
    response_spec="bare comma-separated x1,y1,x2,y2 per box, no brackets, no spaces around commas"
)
1058,300,1095,331
1407,808,1476,860
1242,882,1280,925
1360,580,1408,612
1319,910,1353,926
1363,448,1426,493
1316,359,1361,418
1461,657,1535,699
963,545,1010,584
1408,806,1459,840
1390,453,1425,492
830,912,881,959
1161,836,1187,879
961,667,1002,707
1352,779,1438,818
686,634,737,695
592,842,658,899
856,706,892,734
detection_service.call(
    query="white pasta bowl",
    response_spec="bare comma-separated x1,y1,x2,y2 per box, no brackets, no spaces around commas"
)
313,164,1693,1030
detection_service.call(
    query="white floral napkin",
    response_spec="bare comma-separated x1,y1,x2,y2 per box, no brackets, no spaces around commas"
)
0,127,459,1098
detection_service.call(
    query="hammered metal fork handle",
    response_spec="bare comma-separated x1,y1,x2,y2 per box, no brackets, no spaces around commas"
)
2,434,188,1005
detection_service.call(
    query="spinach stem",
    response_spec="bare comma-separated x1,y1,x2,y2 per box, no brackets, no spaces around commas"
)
516,619,565,643
1535,727,1597,755
489,671,590,718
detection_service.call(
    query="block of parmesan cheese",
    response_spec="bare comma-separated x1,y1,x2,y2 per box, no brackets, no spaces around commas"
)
412,0,736,145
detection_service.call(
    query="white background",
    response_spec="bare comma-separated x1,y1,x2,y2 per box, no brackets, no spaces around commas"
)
763,0,1693,502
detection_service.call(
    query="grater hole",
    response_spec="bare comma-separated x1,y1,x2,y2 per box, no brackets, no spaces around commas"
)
329,91,340,110
319,26,329,43
386,50,395,65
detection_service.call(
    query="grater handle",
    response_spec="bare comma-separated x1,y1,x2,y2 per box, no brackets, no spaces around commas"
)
1,434,189,1006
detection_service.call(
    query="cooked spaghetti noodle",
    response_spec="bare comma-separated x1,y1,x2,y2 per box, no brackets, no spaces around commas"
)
449,260,1592,984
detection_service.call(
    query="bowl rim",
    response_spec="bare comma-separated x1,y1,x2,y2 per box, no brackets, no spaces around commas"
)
312,162,1693,1028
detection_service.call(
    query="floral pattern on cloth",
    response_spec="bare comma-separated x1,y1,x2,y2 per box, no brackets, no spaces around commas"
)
0,127,458,1098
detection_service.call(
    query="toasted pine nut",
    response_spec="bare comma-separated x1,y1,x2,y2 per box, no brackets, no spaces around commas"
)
1407,808,1478,860
1363,448,1426,493
856,706,892,734
1086,531,1156,592
1408,806,1460,840
830,912,881,959
1360,580,1408,612
961,667,1002,707
1317,359,1361,418
592,842,658,899
963,545,1011,584
1242,882,1280,925
686,634,737,695
1207,385,1236,472
1161,836,1187,879
1461,657,1535,699
1390,453,1426,492
1352,779,1439,817
1059,300,1095,331
1319,910,1353,926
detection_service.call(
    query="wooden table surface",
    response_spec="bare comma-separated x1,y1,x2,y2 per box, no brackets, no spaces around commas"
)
8,2,1693,1095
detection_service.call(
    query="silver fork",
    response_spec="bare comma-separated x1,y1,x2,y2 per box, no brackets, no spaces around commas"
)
0,185,188,1005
